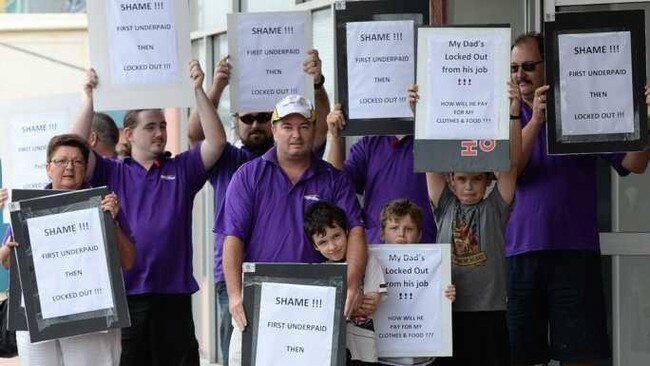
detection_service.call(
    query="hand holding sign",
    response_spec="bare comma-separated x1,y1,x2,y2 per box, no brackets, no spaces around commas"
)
212,56,231,95
326,104,346,139
230,293,248,331
408,83,419,113
303,49,323,85
508,80,521,116
189,60,205,91
100,193,120,219
0,189,7,209
83,69,99,100
532,85,550,124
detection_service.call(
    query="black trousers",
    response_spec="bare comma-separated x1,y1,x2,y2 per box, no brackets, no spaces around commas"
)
120,293,200,366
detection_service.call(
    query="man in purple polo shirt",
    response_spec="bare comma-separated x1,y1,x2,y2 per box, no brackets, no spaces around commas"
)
187,50,330,365
326,104,436,244
217,95,366,362
70,60,226,366
507,32,649,366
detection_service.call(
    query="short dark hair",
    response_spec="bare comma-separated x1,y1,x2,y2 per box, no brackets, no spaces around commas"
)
512,32,544,60
92,112,119,147
123,109,164,129
46,134,90,164
380,199,423,233
304,202,348,242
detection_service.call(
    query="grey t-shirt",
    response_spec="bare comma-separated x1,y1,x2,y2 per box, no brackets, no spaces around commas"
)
433,186,511,312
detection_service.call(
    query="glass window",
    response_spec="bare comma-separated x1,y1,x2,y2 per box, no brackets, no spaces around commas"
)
3,0,86,13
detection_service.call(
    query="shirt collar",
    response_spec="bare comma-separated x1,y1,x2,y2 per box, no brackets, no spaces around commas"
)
262,146,329,179
389,135,413,149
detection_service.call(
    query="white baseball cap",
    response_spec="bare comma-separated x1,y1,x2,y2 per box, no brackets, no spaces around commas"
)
271,95,316,122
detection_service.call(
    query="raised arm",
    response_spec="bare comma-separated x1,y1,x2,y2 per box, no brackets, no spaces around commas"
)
494,82,524,204
345,225,367,319
189,60,227,171
426,172,448,207
188,56,230,147
518,84,549,175
325,104,346,170
70,69,98,180
304,49,330,151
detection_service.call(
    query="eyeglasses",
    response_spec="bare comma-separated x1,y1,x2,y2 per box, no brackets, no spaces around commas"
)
50,159,86,168
238,112,272,125
510,60,543,73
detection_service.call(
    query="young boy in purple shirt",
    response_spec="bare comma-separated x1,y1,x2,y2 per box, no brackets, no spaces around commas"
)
409,82,521,365
70,60,225,366
304,201,386,366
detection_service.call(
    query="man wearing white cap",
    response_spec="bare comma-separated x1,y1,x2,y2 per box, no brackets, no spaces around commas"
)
218,95,367,365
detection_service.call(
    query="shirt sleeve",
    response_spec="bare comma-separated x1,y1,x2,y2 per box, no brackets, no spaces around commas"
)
364,254,387,300
89,151,116,188
486,187,512,227
175,142,209,195
214,164,254,243
432,186,455,222
343,138,368,194
333,170,364,229
599,153,630,177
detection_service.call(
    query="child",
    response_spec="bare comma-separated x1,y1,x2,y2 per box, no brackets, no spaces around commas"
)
378,199,456,366
304,201,387,366
409,83,520,365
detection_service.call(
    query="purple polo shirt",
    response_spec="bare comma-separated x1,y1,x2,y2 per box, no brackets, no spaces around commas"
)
505,104,629,256
344,136,436,244
210,143,263,282
90,145,208,295
215,146,364,264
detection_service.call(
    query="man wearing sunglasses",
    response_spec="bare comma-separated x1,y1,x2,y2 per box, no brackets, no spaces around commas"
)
506,32,650,366
187,49,330,366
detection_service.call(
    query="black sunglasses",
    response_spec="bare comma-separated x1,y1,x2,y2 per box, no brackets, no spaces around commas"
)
239,112,272,125
510,60,543,73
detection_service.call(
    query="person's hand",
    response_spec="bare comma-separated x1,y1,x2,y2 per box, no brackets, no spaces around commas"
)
508,79,521,116
531,85,550,124
354,292,380,318
303,49,323,85
229,294,248,331
213,55,231,93
326,104,346,138
0,189,7,209
444,284,456,302
189,60,205,90
407,83,419,113
1,239,19,268
83,68,98,99
344,286,363,319
100,193,120,220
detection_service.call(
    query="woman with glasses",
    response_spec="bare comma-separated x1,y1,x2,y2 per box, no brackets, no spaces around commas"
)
0,133,135,366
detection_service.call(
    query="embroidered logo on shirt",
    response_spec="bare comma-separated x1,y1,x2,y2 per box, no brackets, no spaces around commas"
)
160,175,176,181
304,194,321,202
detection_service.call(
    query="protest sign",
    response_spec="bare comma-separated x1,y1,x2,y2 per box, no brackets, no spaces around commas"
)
414,26,510,172
0,94,78,222
228,11,313,114
242,263,346,366
335,0,428,136
369,244,452,357
87,0,192,110
9,187,129,342
7,189,63,331
545,10,646,154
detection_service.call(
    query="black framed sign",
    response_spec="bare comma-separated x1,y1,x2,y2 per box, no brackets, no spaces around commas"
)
544,10,647,155
9,187,130,342
241,262,346,366
414,25,511,172
335,0,429,136
7,189,63,331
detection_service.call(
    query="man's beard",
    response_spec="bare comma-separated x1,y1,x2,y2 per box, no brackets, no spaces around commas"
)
243,131,274,152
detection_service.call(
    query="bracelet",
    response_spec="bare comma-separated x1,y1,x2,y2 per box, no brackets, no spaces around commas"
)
314,74,325,90
510,114,521,119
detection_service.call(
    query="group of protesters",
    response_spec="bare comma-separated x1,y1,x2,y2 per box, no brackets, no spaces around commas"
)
1,29,649,366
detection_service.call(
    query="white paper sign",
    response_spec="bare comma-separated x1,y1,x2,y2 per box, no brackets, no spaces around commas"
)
0,94,78,222
346,20,414,119
228,12,313,113
558,32,634,136
106,0,179,85
255,282,336,366
27,208,114,319
87,0,192,110
415,28,510,141
370,244,452,357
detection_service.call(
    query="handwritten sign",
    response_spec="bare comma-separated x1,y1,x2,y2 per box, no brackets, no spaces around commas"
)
228,11,313,113
254,282,336,366
370,244,452,357
27,208,114,319
558,31,634,136
415,27,510,141
346,20,414,119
